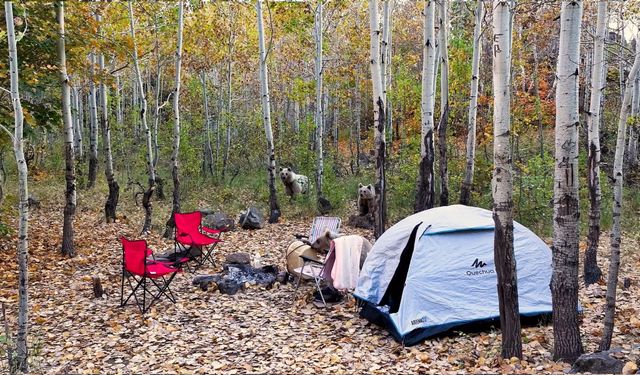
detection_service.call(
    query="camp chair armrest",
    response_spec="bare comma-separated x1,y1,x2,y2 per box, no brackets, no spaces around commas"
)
299,254,323,265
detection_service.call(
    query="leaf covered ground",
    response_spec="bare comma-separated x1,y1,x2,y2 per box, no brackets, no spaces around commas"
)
1,189,640,374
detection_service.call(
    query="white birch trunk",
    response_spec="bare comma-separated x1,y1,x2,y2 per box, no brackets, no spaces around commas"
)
438,0,450,206
4,2,29,371
202,72,214,176
128,0,156,234
384,0,394,143
87,51,99,188
627,76,639,166
584,0,607,286
491,0,522,359
57,1,77,258
381,0,390,103
460,0,483,205
256,0,280,223
96,13,118,224
223,7,234,182
355,77,361,174
152,67,162,169
152,14,161,170
293,100,300,133
415,0,436,212
369,0,387,238
164,0,184,238
315,0,324,199
600,39,640,352
72,85,84,160
116,75,123,126
551,0,584,362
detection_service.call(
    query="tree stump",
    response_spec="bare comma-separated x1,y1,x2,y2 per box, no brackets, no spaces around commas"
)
92,276,104,298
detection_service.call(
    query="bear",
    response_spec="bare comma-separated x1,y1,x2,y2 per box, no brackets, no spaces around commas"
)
279,167,309,199
311,228,371,269
357,183,376,216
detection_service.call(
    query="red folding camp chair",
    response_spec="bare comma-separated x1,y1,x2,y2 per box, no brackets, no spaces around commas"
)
174,211,224,268
119,237,186,314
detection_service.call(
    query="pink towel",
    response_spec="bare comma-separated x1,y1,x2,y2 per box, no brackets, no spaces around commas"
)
330,235,363,290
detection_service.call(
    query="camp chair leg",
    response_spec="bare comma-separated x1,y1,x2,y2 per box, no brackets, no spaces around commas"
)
310,265,326,307
200,244,217,267
121,274,144,308
292,265,304,305
120,270,125,307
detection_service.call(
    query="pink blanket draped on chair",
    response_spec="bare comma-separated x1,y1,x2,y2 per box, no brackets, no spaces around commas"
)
321,235,363,290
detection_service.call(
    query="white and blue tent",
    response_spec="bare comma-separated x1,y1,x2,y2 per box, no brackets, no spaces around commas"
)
354,205,553,346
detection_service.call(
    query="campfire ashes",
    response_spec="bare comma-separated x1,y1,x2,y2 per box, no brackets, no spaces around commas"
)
192,254,279,295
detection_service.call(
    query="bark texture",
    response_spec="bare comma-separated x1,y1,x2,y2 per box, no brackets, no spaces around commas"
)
87,51,98,189
460,0,483,206
584,0,607,286
599,40,640,352
57,2,77,258
551,0,584,363
97,13,118,224
370,0,387,238
415,0,436,212
5,2,30,371
256,0,280,223
491,0,522,360
437,0,449,206
128,0,156,234
164,0,184,238
315,0,324,202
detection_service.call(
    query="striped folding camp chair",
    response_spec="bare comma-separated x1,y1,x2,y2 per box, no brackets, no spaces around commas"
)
294,216,342,245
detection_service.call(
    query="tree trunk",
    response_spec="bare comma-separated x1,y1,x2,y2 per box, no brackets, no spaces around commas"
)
223,8,234,182
315,0,325,202
96,14,119,224
57,1,77,258
532,35,544,158
369,0,387,239
355,78,361,174
437,0,450,206
116,75,123,126
87,51,99,189
552,0,584,363
384,0,394,144
164,0,184,238
293,100,300,133
415,0,436,212
381,0,392,149
460,0,483,206
584,0,607,286
599,40,640,351
72,85,84,160
4,2,29,371
152,15,162,171
256,0,280,223
627,76,639,167
202,72,214,177
491,0,522,360
128,0,156,234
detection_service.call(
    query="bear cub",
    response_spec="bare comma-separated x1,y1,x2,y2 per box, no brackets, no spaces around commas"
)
279,167,309,199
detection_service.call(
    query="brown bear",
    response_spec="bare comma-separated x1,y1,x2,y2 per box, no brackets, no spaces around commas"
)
358,183,376,216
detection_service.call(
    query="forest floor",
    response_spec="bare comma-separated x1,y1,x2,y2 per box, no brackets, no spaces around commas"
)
1,186,640,374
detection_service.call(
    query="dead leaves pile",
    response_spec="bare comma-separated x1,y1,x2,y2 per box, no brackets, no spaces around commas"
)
0,193,639,374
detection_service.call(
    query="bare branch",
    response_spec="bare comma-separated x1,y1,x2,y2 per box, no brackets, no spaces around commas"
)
0,124,14,142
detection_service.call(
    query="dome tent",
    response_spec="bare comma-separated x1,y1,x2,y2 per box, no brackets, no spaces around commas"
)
354,205,553,346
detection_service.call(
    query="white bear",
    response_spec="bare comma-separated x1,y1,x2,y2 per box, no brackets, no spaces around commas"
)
279,167,309,199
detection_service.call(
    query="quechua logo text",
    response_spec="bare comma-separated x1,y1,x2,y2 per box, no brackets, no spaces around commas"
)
466,258,494,276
